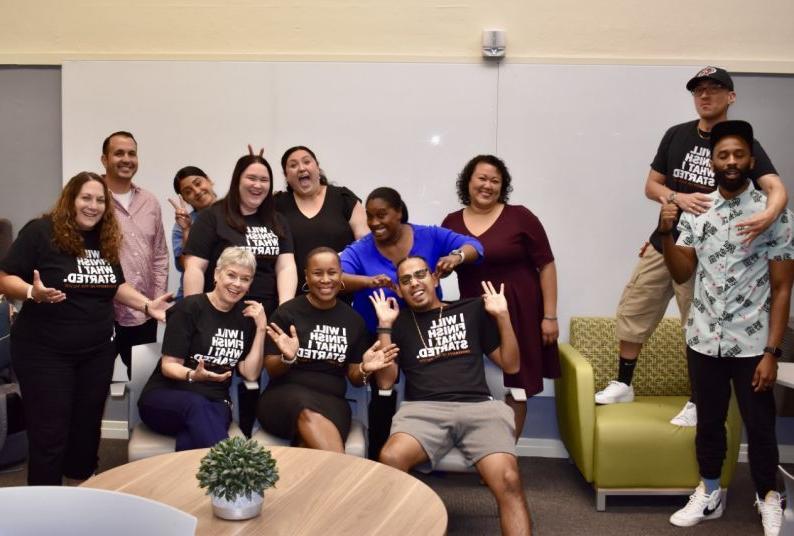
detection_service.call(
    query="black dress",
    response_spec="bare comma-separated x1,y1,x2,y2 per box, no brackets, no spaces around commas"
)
256,295,369,441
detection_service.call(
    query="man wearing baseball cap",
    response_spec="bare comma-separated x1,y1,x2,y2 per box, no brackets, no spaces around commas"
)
596,67,788,428
660,120,793,534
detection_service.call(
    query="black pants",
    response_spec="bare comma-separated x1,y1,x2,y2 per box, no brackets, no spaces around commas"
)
689,347,778,496
368,389,397,459
114,319,157,379
12,338,116,485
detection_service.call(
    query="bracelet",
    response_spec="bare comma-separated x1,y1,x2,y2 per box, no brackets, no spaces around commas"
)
143,301,150,316
359,362,370,385
26,284,34,301
376,327,392,334
543,316,558,321
280,353,297,365
186,369,195,383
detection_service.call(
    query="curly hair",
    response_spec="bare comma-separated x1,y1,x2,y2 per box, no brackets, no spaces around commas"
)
49,172,122,264
455,155,513,206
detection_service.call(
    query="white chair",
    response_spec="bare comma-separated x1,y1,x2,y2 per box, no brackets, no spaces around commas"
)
780,465,794,536
0,486,196,535
252,370,368,457
126,343,244,462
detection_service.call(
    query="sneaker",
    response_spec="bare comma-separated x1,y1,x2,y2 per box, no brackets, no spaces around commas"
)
669,482,724,527
670,401,697,427
595,381,634,404
755,491,783,536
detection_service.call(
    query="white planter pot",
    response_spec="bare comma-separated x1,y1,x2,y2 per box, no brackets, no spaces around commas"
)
211,491,264,520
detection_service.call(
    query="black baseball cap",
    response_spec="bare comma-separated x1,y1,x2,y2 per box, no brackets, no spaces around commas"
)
686,66,734,91
710,120,753,154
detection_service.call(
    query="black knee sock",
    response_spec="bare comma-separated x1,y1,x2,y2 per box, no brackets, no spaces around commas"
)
617,357,637,386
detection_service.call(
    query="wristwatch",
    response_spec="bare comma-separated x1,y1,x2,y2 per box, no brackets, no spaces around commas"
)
186,369,195,383
764,346,783,359
667,192,678,204
450,249,465,264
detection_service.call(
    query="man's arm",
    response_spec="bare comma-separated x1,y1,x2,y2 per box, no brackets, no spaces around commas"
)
738,174,788,244
645,169,711,215
658,199,697,283
754,259,794,391
151,207,169,295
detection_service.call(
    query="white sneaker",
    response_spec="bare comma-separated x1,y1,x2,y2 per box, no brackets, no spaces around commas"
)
669,482,724,527
670,401,697,427
595,381,634,404
755,491,783,536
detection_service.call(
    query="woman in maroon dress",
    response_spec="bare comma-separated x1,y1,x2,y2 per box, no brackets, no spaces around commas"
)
442,154,559,440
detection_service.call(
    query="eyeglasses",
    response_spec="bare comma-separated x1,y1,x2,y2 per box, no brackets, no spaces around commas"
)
398,268,430,285
690,85,727,97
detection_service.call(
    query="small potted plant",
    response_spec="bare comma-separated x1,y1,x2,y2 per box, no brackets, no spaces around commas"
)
196,436,280,520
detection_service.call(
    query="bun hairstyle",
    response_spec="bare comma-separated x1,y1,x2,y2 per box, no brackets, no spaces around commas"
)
280,146,329,193
366,187,409,223
173,166,209,195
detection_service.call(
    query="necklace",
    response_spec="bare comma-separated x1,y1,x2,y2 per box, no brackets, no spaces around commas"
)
410,305,444,349
697,127,710,140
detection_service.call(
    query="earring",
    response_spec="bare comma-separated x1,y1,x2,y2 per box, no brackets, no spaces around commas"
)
301,282,309,293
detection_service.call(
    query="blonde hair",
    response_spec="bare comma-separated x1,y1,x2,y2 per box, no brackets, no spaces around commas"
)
215,246,256,274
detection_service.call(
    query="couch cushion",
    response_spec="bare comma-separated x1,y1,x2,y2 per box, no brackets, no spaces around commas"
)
569,317,689,396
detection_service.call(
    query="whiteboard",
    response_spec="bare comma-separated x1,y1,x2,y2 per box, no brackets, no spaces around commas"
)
62,61,700,349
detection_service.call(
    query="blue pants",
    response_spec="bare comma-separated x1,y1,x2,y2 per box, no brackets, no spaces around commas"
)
138,389,232,451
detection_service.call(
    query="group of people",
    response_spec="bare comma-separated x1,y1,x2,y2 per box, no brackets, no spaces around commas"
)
0,124,556,533
0,64,791,536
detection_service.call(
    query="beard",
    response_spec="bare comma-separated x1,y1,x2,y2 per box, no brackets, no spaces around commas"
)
714,167,750,193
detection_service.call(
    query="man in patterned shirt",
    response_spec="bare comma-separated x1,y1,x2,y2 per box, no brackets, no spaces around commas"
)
660,120,794,535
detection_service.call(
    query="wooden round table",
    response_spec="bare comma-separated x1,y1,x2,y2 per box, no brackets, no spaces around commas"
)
82,446,447,535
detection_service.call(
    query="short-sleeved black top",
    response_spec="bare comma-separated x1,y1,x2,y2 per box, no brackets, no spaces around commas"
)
183,203,294,310
0,217,125,352
392,298,499,402
141,294,255,402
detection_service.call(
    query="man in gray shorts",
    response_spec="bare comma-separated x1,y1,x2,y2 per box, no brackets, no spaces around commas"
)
370,256,531,536
596,66,787,428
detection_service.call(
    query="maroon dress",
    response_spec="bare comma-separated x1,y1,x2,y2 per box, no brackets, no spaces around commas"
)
442,204,560,396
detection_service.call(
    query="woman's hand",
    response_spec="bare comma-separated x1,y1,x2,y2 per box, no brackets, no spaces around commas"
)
367,274,394,290
146,292,175,322
362,340,399,373
541,318,559,346
265,322,300,360
168,196,192,232
368,289,400,326
242,300,267,331
30,269,66,304
435,254,461,278
192,358,232,383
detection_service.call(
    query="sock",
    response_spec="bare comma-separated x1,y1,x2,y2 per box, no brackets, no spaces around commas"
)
702,477,720,494
617,357,637,386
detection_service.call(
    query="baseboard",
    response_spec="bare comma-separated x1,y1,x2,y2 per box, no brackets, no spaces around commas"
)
738,442,794,464
100,420,129,440
516,438,569,458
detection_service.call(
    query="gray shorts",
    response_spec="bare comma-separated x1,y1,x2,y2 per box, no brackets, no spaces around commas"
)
390,399,516,469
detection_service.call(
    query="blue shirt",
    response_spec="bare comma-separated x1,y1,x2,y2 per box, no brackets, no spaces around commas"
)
171,211,199,300
340,223,483,333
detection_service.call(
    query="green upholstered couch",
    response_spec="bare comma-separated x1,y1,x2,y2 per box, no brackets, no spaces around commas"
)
555,317,742,510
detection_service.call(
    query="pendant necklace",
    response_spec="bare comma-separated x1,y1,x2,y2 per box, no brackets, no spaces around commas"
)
410,305,444,349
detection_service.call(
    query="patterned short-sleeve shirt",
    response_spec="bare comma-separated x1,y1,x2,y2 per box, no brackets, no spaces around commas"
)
677,186,794,357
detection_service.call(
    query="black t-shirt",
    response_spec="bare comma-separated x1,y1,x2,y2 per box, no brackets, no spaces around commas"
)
392,298,499,402
647,119,777,252
141,294,255,402
0,217,125,352
264,295,369,397
183,203,294,310
274,185,359,293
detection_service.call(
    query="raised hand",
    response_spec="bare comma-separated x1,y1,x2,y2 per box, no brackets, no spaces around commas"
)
193,358,233,383
242,300,267,331
265,322,300,360
481,280,508,318
736,209,775,245
361,340,399,373
146,292,175,322
30,269,66,304
168,196,192,231
368,288,400,326
657,196,680,234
